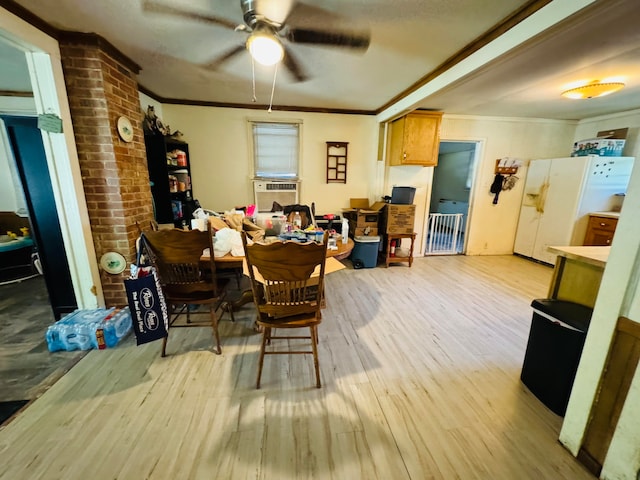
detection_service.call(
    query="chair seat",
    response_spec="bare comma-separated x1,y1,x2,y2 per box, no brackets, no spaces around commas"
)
164,277,230,302
257,313,322,328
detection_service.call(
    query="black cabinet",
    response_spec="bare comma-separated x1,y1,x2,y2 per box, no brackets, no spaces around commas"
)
144,136,196,228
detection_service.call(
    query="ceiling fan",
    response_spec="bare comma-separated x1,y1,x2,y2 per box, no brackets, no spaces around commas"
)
142,0,370,82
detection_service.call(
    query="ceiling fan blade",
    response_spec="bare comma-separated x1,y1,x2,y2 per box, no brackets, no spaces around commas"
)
142,1,239,30
203,45,246,70
287,27,370,50
282,46,308,82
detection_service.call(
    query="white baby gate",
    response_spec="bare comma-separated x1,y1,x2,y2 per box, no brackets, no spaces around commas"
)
425,213,464,255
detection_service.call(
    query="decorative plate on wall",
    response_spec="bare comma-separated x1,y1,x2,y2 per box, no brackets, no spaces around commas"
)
100,252,127,274
117,116,134,143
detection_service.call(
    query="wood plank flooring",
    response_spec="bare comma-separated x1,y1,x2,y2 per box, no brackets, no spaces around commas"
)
0,255,594,479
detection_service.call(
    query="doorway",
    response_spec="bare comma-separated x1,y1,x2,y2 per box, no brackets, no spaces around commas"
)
425,141,478,255
2,116,76,318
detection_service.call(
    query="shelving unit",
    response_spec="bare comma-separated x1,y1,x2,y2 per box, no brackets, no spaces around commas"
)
326,141,348,183
383,232,416,267
144,136,195,228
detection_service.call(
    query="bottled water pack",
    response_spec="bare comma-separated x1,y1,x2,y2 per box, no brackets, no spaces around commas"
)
46,307,132,352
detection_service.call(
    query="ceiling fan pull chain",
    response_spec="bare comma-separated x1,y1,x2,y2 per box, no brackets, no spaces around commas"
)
251,57,257,103
268,63,279,113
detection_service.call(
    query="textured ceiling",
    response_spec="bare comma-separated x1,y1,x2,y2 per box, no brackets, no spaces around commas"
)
1,0,639,120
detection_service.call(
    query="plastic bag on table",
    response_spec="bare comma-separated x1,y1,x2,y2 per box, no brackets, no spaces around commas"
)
213,228,244,257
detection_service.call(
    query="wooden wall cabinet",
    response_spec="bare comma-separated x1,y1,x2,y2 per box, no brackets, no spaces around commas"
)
583,214,618,246
387,111,443,166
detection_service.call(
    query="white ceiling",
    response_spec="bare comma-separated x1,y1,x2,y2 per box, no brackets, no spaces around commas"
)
2,0,639,121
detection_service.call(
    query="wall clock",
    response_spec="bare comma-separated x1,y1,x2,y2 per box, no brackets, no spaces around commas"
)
117,116,134,143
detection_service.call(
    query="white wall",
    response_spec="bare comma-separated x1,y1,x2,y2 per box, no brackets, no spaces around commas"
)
387,115,577,256
160,105,379,215
559,109,640,479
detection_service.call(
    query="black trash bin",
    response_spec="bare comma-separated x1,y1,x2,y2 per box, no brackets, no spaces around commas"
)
520,298,593,416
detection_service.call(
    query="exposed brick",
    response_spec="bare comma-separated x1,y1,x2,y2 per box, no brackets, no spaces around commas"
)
61,37,154,307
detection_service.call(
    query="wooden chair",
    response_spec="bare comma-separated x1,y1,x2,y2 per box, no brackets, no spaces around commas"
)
241,232,328,388
142,225,233,356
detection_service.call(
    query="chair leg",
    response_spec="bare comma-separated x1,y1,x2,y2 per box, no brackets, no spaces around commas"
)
161,334,168,357
210,306,221,355
224,302,235,322
256,327,269,389
310,326,321,388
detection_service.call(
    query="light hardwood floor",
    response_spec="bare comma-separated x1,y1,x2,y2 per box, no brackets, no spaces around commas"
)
0,255,594,479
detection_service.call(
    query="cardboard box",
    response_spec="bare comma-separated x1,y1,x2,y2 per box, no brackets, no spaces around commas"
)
571,138,626,157
343,199,387,228
382,204,416,234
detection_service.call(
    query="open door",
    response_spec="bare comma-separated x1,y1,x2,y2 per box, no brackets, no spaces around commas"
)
2,116,76,318
425,141,477,255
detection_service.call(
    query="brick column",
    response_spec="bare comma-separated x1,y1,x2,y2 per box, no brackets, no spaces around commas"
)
60,33,154,307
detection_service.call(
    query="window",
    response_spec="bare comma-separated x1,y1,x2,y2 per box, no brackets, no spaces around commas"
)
251,121,300,179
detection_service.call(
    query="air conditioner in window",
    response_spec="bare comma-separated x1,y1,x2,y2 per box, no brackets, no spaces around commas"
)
253,180,299,212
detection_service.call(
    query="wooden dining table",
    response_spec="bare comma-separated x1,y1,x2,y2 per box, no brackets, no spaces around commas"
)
205,237,354,266
203,237,354,312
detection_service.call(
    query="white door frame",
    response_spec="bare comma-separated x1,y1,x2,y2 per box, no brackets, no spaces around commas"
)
0,12,102,308
422,138,484,255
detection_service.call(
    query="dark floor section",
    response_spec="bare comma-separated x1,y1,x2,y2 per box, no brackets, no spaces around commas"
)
0,275,86,402
0,400,29,425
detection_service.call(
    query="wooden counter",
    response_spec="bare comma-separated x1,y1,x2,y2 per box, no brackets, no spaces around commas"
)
547,246,610,308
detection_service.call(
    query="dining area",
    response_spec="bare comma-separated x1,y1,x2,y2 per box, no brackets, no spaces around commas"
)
133,211,354,389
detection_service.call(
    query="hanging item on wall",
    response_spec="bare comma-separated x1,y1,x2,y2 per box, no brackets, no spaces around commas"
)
37,113,63,133
490,173,504,204
116,116,134,143
326,141,348,184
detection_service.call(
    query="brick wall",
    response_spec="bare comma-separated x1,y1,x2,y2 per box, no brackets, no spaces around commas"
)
60,34,154,307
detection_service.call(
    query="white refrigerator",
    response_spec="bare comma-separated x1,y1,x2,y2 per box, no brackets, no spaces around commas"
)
514,155,634,265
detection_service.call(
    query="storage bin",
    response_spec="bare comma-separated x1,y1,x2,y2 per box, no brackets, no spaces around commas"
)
520,299,592,416
351,235,380,268
391,186,416,204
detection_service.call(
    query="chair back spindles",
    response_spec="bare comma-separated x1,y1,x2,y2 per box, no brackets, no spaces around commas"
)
242,232,329,388
141,224,232,356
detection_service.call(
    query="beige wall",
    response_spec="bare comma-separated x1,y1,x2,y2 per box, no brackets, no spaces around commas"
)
387,115,578,256
160,106,581,256
160,105,379,216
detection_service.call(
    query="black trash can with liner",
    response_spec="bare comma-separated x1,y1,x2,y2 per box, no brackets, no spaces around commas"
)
520,299,593,416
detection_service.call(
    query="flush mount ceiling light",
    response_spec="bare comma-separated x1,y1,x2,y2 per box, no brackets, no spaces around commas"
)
246,26,284,66
561,81,625,99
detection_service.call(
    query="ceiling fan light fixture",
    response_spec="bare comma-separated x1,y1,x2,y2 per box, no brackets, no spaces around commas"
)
561,81,625,99
247,32,284,66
